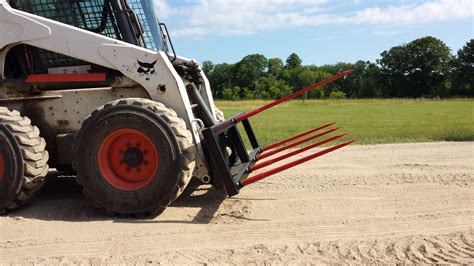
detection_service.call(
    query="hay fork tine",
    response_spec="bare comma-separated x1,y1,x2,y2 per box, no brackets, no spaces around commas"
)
262,121,336,152
257,127,341,160
240,140,355,187
251,133,347,172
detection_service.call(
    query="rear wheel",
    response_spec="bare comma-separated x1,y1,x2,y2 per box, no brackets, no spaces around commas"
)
0,108,48,213
73,99,195,217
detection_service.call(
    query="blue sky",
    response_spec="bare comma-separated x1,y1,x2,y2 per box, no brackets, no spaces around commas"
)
155,0,474,65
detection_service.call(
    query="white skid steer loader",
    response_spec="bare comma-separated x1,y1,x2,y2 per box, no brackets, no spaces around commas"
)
0,0,353,217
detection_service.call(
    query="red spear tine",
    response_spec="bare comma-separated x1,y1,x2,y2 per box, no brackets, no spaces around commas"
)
257,127,341,160
251,133,347,172
235,69,353,123
240,140,355,188
261,122,336,152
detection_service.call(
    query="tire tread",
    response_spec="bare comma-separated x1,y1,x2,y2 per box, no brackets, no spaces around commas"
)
75,98,195,217
0,108,48,212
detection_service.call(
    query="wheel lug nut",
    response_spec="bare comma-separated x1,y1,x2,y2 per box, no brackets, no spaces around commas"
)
143,150,148,155
126,142,131,147
126,167,132,172
119,160,124,165
119,149,124,154
144,161,148,165
136,168,141,172
136,143,141,147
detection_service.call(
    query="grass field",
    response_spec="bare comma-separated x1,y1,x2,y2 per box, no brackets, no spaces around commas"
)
215,99,474,146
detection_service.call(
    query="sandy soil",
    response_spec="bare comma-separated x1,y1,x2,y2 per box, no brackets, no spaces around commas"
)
1,142,473,264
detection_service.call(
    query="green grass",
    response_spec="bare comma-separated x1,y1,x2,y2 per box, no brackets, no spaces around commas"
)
215,99,474,146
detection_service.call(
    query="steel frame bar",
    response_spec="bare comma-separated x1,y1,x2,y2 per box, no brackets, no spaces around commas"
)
235,69,353,123
257,127,340,160
240,140,355,187
251,133,347,172
261,122,336,152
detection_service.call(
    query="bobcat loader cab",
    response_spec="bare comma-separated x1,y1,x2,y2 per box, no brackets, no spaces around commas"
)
0,0,353,217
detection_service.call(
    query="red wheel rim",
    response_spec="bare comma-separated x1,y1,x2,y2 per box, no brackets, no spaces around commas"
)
98,128,159,191
0,153,4,180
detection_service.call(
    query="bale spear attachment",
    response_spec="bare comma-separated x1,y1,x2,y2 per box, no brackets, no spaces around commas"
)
200,69,354,196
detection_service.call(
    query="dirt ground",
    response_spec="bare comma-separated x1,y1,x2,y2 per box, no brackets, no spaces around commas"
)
0,142,473,264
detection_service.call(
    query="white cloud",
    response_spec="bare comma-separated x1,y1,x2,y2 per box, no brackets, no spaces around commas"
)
347,0,473,25
157,0,474,37
373,29,412,36
153,0,172,19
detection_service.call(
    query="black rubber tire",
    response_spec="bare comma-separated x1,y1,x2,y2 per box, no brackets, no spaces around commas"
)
73,98,195,217
0,107,48,214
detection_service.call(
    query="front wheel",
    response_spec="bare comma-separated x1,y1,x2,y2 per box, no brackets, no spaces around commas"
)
73,99,195,217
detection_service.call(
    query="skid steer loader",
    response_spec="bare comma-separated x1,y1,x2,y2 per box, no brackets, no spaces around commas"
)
0,0,353,217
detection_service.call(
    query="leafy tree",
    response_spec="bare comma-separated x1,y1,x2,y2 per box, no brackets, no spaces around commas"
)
232,54,268,89
280,66,306,92
202,60,214,75
377,46,408,97
203,36,471,100
285,53,302,69
297,69,331,98
222,86,241,101
243,88,255,100
297,70,318,89
256,76,292,99
317,62,354,97
329,89,347,99
451,39,474,96
318,62,353,75
378,36,451,97
206,63,232,98
345,60,382,98
267,58,284,76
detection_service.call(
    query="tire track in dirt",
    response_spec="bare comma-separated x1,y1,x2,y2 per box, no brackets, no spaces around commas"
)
0,142,472,264
1,213,472,261
7,231,472,264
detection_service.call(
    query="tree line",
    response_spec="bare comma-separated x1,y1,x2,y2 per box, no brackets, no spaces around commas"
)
202,37,473,100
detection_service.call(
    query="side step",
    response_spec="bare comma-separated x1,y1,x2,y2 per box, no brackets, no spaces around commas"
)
202,69,354,196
